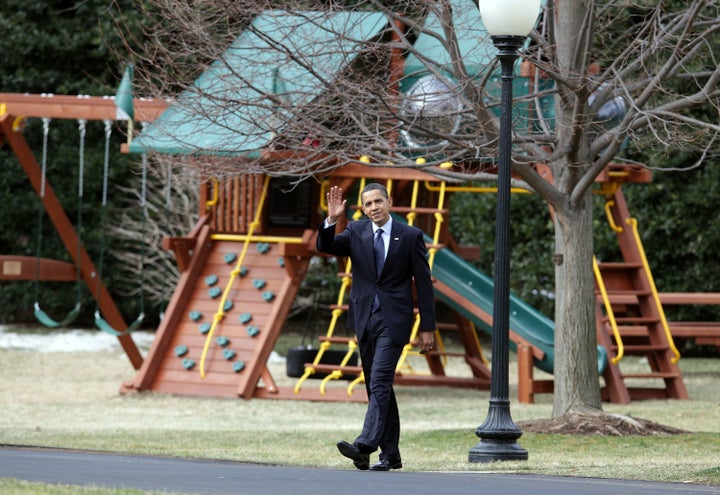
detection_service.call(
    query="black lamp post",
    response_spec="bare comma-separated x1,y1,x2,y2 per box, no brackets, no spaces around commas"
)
469,0,540,463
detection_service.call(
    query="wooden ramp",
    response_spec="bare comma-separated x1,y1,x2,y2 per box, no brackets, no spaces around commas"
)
123,225,314,399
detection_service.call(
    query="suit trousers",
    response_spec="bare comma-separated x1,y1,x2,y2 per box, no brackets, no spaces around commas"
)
355,310,404,461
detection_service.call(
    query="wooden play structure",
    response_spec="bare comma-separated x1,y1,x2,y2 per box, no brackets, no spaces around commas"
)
3,93,718,404
3,6,718,406
120,166,496,401
119,158,713,404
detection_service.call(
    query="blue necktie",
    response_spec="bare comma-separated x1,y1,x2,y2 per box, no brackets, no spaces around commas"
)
372,228,384,312
374,228,385,277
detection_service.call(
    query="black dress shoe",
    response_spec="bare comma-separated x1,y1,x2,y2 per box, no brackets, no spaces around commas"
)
337,440,370,470
369,458,403,471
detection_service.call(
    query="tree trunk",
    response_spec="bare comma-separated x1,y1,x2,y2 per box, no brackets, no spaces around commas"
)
548,0,603,418
551,182,602,417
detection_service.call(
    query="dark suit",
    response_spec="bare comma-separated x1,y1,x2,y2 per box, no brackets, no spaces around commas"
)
317,218,436,461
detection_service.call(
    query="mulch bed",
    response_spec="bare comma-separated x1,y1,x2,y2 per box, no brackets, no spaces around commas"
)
516,408,688,436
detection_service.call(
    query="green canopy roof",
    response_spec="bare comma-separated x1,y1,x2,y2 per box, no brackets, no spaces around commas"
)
130,3,551,156
129,10,388,155
401,0,553,132
402,1,495,79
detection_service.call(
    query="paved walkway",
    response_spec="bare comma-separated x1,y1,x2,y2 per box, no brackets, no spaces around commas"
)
0,446,717,495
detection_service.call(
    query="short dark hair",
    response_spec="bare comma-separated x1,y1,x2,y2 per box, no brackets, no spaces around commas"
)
361,182,389,200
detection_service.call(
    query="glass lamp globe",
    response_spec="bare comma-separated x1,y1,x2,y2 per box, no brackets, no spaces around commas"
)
400,74,463,149
479,0,541,36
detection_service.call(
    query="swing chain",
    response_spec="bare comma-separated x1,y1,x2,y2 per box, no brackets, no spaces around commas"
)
40,117,50,199
77,119,86,200
102,120,112,206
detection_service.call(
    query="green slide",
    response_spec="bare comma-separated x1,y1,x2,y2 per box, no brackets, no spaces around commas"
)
431,246,556,374
393,213,606,375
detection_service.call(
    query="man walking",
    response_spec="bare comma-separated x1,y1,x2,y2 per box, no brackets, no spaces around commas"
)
317,183,436,471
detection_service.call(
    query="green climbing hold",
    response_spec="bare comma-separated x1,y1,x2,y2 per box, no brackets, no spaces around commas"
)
239,266,248,277
262,291,276,302
224,253,237,264
232,360,245,373
239,312,252,324
253,278,266,290
208,287,221,299
216,336,230,347
174,345,188,357
204,274,218,286
223,300,233,311
223,348,236,360
257,242,270,254
247,325,260,337
199,322,211,334
182,358,195,370
189,310,202,322
277,257,285,267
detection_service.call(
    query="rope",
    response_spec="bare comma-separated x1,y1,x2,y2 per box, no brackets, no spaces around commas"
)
199,175,271,379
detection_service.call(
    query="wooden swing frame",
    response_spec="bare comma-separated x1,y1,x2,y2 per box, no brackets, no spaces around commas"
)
0,93,167,369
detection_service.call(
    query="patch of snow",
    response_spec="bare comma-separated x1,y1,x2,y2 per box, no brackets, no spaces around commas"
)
0,327,287,365
0,326,156,353
267,350,286,364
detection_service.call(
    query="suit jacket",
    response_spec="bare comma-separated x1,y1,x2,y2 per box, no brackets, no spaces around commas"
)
317,219,436,346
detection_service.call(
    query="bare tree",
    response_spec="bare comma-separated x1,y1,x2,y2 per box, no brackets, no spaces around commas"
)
117,0,720,417
108,157,199,310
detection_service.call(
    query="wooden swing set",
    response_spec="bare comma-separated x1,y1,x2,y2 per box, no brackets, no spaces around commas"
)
0,93,167,369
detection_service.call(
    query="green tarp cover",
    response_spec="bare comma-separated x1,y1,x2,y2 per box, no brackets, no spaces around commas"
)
402,0,495,79
129,10,388,155
402,0,553,130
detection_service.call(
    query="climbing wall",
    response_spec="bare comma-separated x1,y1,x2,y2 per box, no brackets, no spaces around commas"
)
128,232,307,399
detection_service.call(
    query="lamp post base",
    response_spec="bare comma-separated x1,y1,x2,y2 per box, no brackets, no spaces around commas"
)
469,399,528,463
469,439,528,463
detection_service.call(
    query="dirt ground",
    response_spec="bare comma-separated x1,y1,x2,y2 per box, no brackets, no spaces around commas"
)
517,408,687,436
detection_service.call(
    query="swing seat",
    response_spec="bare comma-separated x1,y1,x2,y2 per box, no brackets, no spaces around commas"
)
34,301,81,328
94,310,145,336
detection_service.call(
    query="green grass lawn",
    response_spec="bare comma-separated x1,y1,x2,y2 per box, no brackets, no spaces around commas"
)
0,328,718,494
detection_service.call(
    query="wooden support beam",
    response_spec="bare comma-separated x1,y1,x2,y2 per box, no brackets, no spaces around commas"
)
0,93,167,122
329,163,443,181
0,256,76,281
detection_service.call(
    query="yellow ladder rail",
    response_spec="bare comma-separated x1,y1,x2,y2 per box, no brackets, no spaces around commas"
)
394,179,423,375
405,180,420,227
293,259,353,394
295,179,366,394
593,255,624,365
423,180,531,194
395,174,448,375
626,217,681,364
199,175,270,379
205,177,219,207
604,200,624,233
211,234,303,243
469,320,489,364
319,339,358,394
